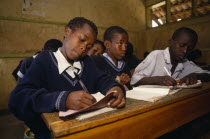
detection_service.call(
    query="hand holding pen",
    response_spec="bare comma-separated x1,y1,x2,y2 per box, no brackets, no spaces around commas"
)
65,73,96,110
157,66,177,86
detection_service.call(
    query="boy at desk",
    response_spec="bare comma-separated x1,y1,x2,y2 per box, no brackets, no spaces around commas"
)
131,27,210,87
9,17,126,139
92,26,132,90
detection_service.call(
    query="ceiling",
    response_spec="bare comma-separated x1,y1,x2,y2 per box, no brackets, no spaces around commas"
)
151,0,210,25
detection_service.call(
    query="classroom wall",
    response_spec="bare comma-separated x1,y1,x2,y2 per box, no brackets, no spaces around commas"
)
0,0,146,110
145,15,210,64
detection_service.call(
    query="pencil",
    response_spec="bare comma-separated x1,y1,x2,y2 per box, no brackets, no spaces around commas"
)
74,72,90,94
164,66,171,77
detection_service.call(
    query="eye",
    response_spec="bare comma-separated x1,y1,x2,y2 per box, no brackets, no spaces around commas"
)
87,44,92,49
79,36,86,42
118,42,123,46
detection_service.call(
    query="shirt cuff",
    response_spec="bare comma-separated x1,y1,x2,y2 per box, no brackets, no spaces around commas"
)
55,91,69,111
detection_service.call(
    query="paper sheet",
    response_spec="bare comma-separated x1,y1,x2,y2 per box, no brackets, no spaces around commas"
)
59,92,115,118
126,85,180,102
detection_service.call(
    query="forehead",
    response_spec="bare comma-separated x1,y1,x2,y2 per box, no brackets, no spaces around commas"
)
174,32,195,42
74,24,96,38
94,43,103,49
112,33,128,41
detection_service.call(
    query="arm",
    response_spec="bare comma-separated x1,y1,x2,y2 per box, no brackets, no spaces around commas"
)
180,73,210,85
180,61,210,84
89,58,126,108
8,52,70,121
134,76,177,86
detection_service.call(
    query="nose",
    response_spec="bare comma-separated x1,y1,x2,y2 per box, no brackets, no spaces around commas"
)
182,46,188,54
80,44,87,53
122,44,127,51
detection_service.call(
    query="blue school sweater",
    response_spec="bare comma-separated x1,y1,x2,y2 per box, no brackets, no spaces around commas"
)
8,51,125,137
92,55,132,89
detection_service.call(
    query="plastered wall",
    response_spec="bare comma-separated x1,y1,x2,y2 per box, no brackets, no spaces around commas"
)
0,0,146,110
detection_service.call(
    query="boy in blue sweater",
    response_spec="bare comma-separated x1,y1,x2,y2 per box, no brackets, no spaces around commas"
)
9,17,126,139
92,26,132,90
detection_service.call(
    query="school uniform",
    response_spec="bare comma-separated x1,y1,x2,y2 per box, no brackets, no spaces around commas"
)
131,47,210,85
92,53,132,89
9,49,125,139
17,53,39,79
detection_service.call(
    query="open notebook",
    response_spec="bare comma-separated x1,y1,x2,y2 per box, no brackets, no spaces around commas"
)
59,92,115,119
126,80,202,102
126,85,177,102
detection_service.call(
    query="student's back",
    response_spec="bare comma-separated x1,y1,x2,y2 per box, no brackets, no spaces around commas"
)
16,39,62,82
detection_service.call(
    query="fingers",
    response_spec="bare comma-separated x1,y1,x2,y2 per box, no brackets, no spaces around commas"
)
107,88,125,108
180,73,198,85
162,76,177,86
117,98,126,108
66,90,96,110
120,74,131,84
83,91,97,103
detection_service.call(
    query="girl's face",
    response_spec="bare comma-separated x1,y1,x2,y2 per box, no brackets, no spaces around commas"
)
61,23,97,62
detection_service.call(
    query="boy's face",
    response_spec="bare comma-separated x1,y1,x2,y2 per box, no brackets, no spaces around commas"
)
169,32,196,62
61,23,97,61
87,43,104,56
105,33,128,60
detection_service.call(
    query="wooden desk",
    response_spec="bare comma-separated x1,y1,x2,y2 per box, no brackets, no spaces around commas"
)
42,83,210,139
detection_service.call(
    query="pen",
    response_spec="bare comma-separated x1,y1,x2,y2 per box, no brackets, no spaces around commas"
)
164,66,171,77
74,72,90,94
164,67,180,85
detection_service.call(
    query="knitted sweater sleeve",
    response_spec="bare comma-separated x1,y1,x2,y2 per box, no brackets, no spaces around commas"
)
8,52,70,121
88,57,126,96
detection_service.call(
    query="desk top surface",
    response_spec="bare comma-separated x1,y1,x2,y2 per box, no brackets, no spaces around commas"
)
42,82,210,137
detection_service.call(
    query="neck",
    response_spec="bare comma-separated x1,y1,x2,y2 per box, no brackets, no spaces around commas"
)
60,47,74,65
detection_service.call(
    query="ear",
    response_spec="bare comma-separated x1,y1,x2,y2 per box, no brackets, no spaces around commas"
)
104,40,111,49
64,27,72,38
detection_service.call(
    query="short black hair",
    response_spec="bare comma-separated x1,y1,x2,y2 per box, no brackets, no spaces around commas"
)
103,26,128,42
94,40,106,51
125,42,134,57
66,17,98,35
43,39,62,52
172,27,198,43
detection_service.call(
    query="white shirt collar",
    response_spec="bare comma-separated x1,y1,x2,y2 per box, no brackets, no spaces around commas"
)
53,48,81,75
163,47,171,64
102,53,124,69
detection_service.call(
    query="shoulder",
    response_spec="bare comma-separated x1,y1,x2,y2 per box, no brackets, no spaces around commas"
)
91,55,107,65
91,55,105,62
34,51,51,62
149,50,163,57
30,51,54,68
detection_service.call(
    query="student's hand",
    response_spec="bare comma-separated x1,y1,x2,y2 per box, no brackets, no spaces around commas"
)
119,73,131,84
156,76,177,86
180,73,198,85
106,86,126,108
66,90,96,110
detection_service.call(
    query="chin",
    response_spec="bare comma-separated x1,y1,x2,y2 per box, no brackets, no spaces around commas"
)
177,58,185,62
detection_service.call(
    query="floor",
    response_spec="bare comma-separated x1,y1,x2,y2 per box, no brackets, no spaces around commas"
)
1,110,210,139
0,110,25,139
